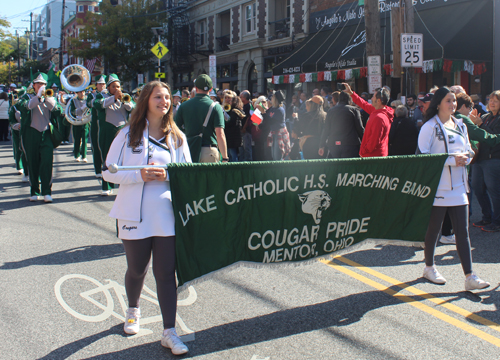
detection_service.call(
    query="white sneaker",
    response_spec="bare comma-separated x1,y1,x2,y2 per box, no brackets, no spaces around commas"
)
29,195,38,202
75,156,82,162
423,266,446,284
101,190,112,196
439,234,456,244
81,158,88,163
22,175,29,182
161,328,188,355
44,195,53,203
17,169,24,174
465,273,490,291
123,307,140,335
95,173,102,179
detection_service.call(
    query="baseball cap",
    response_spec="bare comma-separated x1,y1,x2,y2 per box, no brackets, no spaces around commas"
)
422,93,433,102
194,74,213,91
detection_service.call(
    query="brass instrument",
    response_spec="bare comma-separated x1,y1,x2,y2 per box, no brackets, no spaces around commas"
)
223,103,231,112
44,89,54,97
121,93,131,103
60,64,92,125
181,97,189,103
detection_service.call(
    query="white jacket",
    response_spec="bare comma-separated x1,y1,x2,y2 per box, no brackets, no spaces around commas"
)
103,124,192,221
418,115,473,192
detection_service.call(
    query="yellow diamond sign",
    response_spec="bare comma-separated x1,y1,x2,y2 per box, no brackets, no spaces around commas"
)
151,41,169,59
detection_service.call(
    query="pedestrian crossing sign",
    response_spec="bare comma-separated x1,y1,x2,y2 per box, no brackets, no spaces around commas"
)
151,42,169,59
155,72,166,78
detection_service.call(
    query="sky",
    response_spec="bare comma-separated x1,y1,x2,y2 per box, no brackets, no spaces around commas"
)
1,0,54,34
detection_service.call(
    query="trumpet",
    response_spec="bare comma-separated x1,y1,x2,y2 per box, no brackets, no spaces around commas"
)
223,103,231,112
121,93,132,103
44,89,54,97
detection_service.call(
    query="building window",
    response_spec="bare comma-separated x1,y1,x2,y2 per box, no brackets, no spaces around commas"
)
198,20,206,46
78,5,84,12
245,3,256,34
88,6,94,12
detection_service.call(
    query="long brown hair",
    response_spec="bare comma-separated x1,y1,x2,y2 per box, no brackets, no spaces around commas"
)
128,81,184,149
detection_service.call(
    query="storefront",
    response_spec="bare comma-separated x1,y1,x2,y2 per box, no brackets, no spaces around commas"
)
272,0,493,99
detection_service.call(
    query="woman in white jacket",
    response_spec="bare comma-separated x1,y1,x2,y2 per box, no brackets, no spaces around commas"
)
418,87,489,291
103,81,191,355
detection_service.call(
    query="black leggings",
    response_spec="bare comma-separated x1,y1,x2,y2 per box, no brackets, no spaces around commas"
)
424,205,473,275
122,236,177,329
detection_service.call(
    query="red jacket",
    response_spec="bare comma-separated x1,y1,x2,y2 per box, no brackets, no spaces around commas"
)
351,92,394,157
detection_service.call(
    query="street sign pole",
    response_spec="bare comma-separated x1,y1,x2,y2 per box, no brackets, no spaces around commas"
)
157,34,161,81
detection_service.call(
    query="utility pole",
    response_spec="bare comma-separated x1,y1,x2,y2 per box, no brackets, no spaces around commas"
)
16,31,21,82
29,12,33,60
403,0,415,95
391,5,402,95
60,0,66,70
365,0,382,59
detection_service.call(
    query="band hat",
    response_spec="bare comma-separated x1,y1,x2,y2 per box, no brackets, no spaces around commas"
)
51,83,58,88
33,73,48,84
10,83,16,88
17,86,27,97
95,75,107,84
194,74,212,91
106,74,120,87
209,89,216,97
172,90,181,97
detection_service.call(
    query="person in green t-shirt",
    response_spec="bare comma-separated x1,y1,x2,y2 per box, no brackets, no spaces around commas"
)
174,74,228,163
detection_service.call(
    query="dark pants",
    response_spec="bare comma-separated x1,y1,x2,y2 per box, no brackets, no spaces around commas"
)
424,205,473,275
122,236,177,329
327,144,360,159
471,159,500,225
0,119,9,140
21,127,53,196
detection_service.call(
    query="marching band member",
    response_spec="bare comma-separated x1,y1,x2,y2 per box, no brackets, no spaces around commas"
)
87,75,107,178
94,74,135,195
18,72,64,202
69,90,90,162
57,88,72,145
8,87,28,180
102,80,190,355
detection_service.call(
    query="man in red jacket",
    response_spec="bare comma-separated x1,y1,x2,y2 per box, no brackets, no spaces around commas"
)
343,83,394,157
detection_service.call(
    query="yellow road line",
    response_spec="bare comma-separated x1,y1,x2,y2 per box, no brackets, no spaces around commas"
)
333,255,500,332
319,258,500,348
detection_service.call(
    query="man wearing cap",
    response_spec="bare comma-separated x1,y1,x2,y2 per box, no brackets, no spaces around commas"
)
94,74,135,195
343,83,394,158
87,75,107,178
18,72,64,202
172,90,181,117
175,74,228,163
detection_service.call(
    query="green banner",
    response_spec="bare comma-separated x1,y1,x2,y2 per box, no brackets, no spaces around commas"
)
168,155,447,286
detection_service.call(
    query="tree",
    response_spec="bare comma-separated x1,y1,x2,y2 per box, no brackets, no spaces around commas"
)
0,17,13,60
71,0,163,82
16,60,49,82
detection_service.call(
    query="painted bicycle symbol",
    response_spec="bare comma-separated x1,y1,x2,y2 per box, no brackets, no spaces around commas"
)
54,274,196,341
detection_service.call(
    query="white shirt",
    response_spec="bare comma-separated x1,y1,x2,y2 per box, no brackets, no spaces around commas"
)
118,136,174,239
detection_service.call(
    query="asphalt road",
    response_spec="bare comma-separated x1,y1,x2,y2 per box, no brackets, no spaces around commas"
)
0,141,499,360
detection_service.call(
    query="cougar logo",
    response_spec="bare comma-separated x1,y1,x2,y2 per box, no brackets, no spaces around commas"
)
298,190,332,224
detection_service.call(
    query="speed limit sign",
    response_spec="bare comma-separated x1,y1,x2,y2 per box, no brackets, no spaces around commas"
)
401,33,423,67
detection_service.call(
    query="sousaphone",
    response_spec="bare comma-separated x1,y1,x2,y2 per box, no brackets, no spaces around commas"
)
61,64,92,125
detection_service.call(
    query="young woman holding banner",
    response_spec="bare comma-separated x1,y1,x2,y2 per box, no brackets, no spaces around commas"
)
102,81,191,355
418,87,489,291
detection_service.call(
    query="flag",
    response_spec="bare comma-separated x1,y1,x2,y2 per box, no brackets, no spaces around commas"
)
85,58,98,73
250,107,263,125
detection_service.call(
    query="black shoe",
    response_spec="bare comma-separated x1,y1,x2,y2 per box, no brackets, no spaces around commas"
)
482,223,500,232
473,220,491,228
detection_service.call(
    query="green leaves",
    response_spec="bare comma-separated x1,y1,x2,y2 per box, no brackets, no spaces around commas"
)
71,0,163,82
